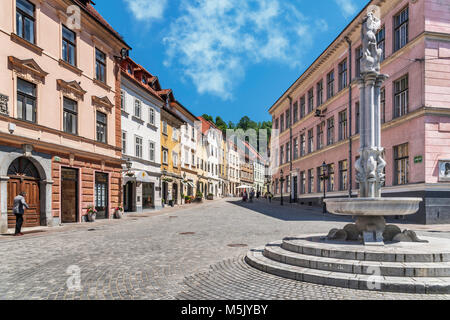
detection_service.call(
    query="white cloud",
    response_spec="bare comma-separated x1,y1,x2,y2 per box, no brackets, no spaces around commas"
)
123,0,167,21
163,0,323,100
334,0,358,18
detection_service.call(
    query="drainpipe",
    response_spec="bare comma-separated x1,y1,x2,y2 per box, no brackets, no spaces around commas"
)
288,95,293,203
345,36,353,199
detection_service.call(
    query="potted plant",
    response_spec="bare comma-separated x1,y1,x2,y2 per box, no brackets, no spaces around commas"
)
184,195,191,204
86,205,97,222
207,193,214,200
195,191,203,202
114,206,124,219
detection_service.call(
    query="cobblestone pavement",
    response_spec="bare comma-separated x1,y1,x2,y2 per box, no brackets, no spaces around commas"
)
1,198,449,300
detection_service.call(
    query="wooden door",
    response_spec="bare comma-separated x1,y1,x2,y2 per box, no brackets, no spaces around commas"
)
61,168,78,223
7,178,40,228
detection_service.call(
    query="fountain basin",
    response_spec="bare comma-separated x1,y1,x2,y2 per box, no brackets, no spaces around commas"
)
324,198,422,216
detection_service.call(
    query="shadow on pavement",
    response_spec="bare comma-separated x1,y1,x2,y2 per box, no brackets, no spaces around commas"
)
226,199,353,223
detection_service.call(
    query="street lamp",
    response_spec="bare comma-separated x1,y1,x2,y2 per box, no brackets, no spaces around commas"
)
182,172,187,204
279,169,285,206
321,161,329,213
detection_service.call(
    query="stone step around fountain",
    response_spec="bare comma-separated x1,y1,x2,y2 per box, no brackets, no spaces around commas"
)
245,235,450,294
282,236,450,263
265,242,450,277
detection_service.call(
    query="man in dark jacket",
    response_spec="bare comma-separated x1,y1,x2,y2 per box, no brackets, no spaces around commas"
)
13,191,29,236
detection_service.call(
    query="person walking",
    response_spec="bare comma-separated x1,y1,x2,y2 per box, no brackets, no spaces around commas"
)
249,190,254,203
168,190,174,207
13,191,29,236
268,192,273,203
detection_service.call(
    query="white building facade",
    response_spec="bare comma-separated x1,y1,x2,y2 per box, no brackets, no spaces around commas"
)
253,160,265,194
120,59,163,212
228,142,240,196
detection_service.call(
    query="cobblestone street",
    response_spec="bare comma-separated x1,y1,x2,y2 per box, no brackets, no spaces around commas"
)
1,198,450,300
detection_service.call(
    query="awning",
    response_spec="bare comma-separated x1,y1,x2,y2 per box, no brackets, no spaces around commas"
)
236,185,253,189
182,181,196,188
123,171,153,184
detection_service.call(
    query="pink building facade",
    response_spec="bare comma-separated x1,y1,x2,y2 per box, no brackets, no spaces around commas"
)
0,0,130,232
269,0,450,224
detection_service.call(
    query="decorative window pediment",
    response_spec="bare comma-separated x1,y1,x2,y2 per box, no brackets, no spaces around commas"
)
8,56,48,83
92,95,114,112
57,79,86,101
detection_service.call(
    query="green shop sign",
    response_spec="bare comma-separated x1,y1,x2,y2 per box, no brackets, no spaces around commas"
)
414,156,423,164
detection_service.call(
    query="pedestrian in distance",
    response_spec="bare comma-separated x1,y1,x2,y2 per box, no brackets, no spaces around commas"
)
168,190,174,207
13,191,29,236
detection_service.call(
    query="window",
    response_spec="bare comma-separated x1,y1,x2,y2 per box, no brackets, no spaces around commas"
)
355,156,360,190
285,142,290,164
327,71,335,99
300,134,306,157
317,80,323,106
293,101,298,123
16,0,35,44
134,99,141,118
280,114,284,132
394,75,408,118
300,171,306,194
327,164,335,192
162,121,168,135
96,111,107,143
300,96,306,119
142,76,147,85
394,143,409,185
293,138,299,160
317,122,324,150
95,48,106,83
280,146,284,165
17,78,36,123
355,46,363,78
355,102,360,134
192,153,195,167
327,117,335,145
376,27,385,62
308,88,314,113
338,59,348,91
275,118,279,130
63,97,77,134
62,25,76,66
339,160,348,191
308,169,314,193
122,131,127,154
308,129,314,154
149,141,155,162
394,7,409,52
317,167,323,193
120,90,125,111
381,88,386,124
285,109,290,128
162,149,168,164
173,152,178,167
135,136,143,158
184,149,190,165
338,110,348,141
149,108,155,125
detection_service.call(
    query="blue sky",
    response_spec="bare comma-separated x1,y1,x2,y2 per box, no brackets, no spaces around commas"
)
95,0,368,124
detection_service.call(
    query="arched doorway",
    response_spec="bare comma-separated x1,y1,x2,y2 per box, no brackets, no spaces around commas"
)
172,183,178,205
162,181,168,204
7,157,41,228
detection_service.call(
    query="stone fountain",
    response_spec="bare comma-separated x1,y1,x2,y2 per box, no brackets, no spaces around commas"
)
245,12,450,294
324,12,423,245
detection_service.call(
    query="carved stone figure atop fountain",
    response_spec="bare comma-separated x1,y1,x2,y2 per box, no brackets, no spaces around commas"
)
324,12,424,245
